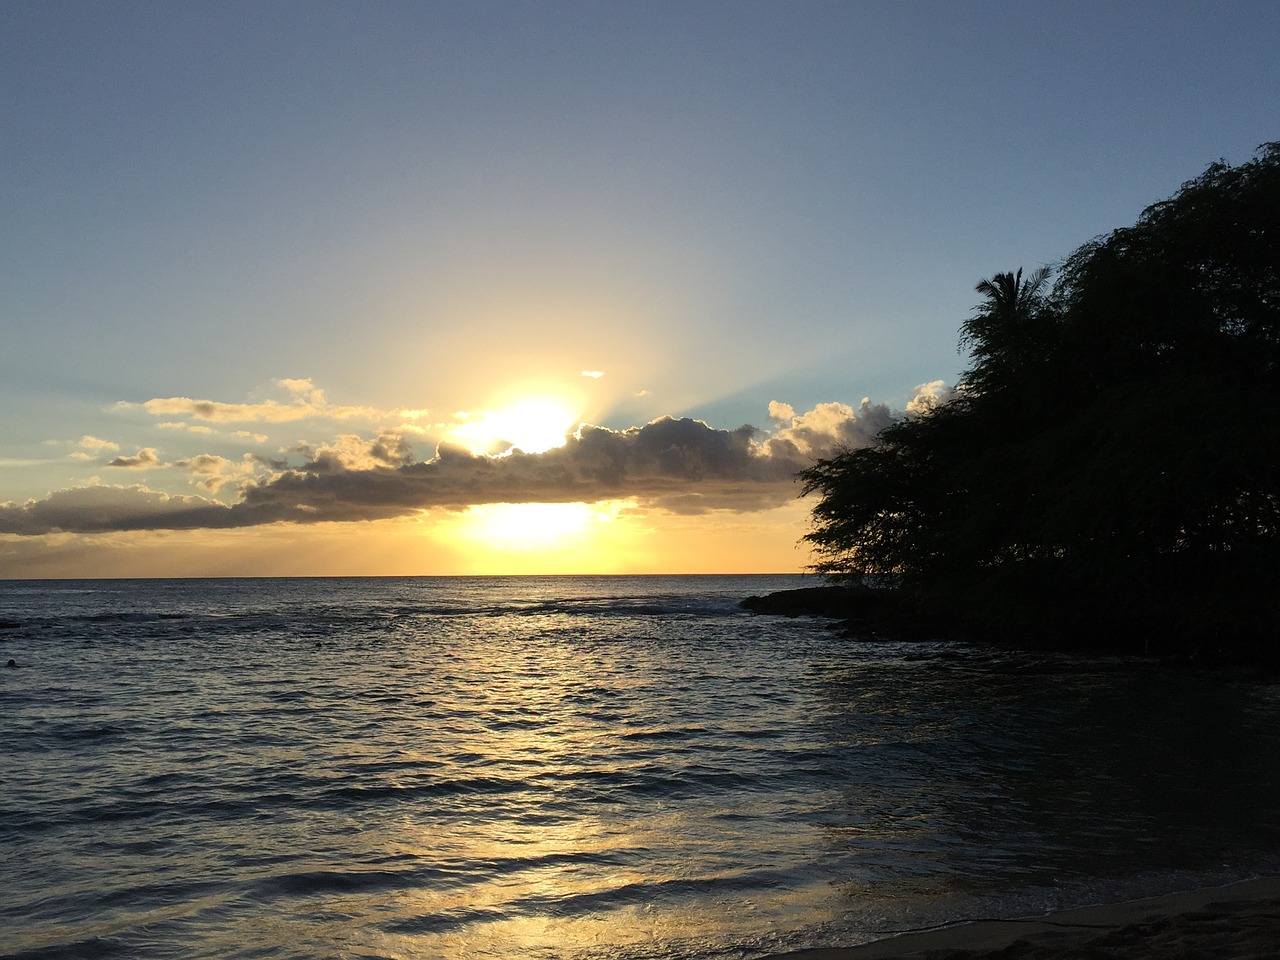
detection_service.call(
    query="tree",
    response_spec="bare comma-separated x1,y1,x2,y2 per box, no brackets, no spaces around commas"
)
801,144,1280,659
960,265,1056,397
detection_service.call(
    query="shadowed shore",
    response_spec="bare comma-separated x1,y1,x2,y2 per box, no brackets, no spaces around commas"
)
740,585,942,640
760,878,1280,960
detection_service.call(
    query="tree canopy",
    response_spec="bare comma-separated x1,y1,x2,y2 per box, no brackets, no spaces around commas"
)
801,144,1280,660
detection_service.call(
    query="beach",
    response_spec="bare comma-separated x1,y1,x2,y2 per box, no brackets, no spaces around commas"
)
766,878,1280,959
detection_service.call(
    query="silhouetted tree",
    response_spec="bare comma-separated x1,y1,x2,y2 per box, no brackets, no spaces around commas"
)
802,144,1280,659
960,265,1056,397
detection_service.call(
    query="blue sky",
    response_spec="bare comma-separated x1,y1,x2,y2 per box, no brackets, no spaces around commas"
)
1,1,1277,575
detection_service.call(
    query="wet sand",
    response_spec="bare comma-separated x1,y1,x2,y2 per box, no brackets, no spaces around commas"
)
764,877,1280,959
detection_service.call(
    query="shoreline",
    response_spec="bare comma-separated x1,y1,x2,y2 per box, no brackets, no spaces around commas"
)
760,876,1280,959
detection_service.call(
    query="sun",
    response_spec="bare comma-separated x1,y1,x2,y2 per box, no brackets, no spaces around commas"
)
448,395,580,455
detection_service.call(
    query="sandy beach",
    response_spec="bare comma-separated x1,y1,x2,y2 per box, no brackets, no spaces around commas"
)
764,878,1280,960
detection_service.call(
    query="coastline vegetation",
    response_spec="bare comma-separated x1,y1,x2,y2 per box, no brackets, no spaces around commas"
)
796,144,1280,663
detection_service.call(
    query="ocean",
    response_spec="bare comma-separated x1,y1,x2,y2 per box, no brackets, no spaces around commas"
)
3,574,1279,960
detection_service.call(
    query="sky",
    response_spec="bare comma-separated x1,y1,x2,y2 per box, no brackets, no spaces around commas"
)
2,1,1277,577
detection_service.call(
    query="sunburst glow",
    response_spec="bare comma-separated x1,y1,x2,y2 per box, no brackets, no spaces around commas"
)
454,502,610,552
449,397,579,455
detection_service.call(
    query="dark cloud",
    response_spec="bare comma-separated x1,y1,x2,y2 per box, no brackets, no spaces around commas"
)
233,417,806,523
0,485,235,535
2,405,896,535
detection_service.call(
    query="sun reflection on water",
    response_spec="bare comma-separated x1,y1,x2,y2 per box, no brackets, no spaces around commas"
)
357,626,840,958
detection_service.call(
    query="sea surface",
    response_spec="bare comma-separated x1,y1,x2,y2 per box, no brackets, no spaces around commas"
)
3,574,1280,960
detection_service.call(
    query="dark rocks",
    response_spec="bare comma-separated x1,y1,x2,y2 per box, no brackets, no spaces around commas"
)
740,584,942,640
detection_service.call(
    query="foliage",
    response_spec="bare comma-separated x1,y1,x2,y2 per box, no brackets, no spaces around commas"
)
801,144,1280,658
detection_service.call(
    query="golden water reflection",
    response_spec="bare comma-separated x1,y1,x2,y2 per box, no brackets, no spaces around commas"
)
346,616,847,959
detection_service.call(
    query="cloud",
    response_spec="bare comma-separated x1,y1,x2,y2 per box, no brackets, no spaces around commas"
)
581,370,604,379
906,379,956,415
175,453,259,493
768,401,796,422
123,378,382,424
157,421,215,434
1,400,901,535
78,436,120,452
107,448,164,469
70,435,121,460
293,431,416,472
758,399,895,460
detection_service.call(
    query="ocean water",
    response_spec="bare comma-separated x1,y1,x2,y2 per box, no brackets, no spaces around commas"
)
3,574,1280,960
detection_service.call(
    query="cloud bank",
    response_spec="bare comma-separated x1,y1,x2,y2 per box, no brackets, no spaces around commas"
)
2,399,903,535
